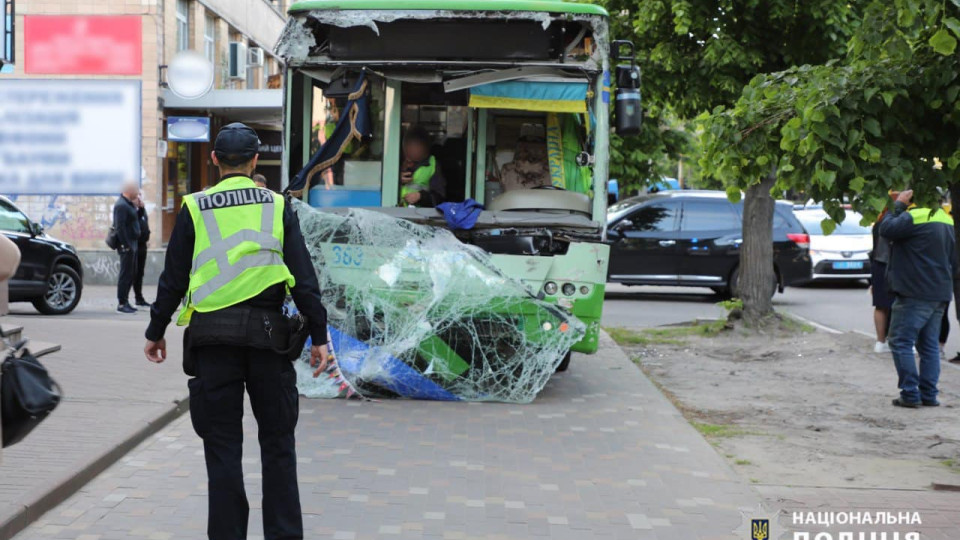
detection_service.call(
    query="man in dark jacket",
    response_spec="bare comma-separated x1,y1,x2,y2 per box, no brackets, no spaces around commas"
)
113,182,141,313
879,189,958,407
133,193,150,307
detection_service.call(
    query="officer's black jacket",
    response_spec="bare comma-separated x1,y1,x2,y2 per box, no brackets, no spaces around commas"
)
145,176,328,345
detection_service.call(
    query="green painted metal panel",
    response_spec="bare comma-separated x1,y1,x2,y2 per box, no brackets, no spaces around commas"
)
591,66,609,222
288,0,608,16
474,109,487,203
381,79,402,207
283,69,293,191
465,109,474,201
417,335,471,381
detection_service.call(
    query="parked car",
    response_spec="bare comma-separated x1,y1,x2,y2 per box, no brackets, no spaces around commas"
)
0,196,83,314
606,191,812,298
794,208,872,282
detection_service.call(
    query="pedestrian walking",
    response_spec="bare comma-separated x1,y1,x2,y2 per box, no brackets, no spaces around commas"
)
880,189,958,408
870,206,894,353
143,122,329,540
133,193,151,307
252,173,267,188
113,181,141,314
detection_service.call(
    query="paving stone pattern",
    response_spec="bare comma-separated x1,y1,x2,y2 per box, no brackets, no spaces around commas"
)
12,333,761,540
1,286,186,534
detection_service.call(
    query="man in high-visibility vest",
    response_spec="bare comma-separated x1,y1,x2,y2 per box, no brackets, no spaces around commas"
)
880,188,958,408
143,123,329,540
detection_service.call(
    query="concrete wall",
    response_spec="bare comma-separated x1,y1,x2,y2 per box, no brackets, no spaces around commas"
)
199,0,286,52
78,250,166,287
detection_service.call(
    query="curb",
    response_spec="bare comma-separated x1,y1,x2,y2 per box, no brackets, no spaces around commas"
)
0,396,190,540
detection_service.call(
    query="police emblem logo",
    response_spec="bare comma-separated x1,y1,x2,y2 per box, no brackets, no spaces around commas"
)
751,518,769,540
735,506,783,540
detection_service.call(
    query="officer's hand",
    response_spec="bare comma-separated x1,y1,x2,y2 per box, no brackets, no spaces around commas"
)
145,339,167,364
403,191,421,205
401,171,413,184
898,189,914,204
310,344,330,377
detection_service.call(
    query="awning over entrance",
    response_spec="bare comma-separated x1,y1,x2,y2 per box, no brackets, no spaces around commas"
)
162,89,283,127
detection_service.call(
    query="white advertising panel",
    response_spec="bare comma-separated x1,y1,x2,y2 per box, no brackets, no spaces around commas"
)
0,80,141,195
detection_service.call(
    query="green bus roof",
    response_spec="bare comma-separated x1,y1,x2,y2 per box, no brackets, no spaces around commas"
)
288,1,608,17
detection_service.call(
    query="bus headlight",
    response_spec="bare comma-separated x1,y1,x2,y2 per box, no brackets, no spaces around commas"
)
579,285,590,295
544,282,558,295
562,283,576,296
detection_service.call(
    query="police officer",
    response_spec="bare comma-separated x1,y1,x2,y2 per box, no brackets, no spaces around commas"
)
143,122,329,540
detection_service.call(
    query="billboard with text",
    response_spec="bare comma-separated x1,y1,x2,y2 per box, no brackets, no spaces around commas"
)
0,80,141,195
24,15,142,75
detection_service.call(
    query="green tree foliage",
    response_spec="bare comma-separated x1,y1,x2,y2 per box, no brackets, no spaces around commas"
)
609,107,692,193
604,0,858,118
601,0,859,187
601,0,861,323
699,0,960,322
702,0,960,225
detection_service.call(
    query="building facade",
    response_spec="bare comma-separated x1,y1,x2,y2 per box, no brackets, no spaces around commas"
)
0,0,288,284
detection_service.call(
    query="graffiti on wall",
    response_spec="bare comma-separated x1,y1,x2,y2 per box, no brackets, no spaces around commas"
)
7,195,145,249
82,253,121,281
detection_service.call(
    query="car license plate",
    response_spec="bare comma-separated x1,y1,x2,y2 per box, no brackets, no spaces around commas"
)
833,261,864,270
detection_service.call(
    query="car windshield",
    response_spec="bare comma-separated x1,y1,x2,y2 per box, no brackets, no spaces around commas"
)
607,196,658,224
797,211,870,235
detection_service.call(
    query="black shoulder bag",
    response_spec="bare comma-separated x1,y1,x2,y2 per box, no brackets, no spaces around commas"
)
105,226,119,250
1,342,62,447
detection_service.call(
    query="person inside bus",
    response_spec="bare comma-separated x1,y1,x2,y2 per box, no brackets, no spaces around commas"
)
400,125,446,208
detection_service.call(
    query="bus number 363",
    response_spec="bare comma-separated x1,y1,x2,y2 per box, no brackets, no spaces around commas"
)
331,245,364,267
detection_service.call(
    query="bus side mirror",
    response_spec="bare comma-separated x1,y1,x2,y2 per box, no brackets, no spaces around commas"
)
611,40,642,136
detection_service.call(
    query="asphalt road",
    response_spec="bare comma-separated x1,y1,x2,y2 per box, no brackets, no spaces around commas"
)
603,281,960,357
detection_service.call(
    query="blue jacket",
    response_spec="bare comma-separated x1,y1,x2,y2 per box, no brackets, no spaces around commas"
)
879,202,957,302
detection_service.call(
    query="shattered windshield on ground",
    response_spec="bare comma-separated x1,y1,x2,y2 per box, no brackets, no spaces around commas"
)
289,200,584,403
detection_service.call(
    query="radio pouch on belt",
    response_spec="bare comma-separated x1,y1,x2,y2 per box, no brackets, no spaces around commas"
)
185,305,311,375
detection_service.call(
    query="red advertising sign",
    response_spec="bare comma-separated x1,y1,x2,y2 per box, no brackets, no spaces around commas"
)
24,16,142,75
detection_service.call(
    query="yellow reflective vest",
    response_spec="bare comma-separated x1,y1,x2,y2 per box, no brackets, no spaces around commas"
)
177,176,295,326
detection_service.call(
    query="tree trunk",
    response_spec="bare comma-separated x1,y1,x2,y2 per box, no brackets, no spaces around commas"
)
740,173,777,326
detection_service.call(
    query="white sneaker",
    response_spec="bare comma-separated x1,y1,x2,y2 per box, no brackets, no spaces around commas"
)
874,341,890,353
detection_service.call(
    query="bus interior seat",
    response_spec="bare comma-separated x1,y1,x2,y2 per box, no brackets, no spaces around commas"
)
499,138,552,192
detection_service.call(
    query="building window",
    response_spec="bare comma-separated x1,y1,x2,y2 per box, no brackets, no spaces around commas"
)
176,0,190,51
1,0,13,67
203,13,215,62
246,47,257,89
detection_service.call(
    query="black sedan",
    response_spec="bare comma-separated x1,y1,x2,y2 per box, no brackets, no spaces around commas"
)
606,191,812,298
0,196,83,314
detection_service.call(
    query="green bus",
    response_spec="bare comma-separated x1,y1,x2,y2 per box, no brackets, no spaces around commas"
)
277,0,639,368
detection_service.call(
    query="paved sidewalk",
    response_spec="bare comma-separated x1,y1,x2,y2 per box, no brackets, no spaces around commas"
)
12,332,762,540
1,286,187,538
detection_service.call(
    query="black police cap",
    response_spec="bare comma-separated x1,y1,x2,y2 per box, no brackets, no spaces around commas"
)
214,122,261,166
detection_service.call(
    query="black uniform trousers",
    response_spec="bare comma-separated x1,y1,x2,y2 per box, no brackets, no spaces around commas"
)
133,242,148,302
116,246,137,305
188,344,303,540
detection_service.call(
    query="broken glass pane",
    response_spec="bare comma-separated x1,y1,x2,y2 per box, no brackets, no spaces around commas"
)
291,200,584,403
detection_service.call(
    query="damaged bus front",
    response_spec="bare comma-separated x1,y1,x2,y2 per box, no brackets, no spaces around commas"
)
277,1,640,369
